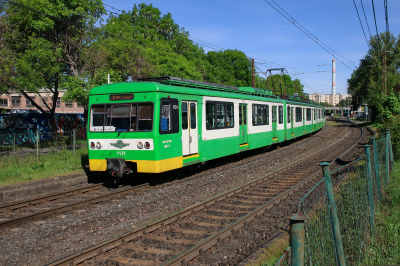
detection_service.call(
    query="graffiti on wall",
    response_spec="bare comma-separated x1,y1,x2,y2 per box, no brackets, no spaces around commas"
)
0,113,85,135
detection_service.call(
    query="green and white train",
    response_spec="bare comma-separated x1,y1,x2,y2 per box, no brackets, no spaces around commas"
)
87,77,325,177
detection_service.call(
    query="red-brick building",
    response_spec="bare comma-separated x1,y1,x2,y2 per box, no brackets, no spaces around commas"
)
0,90,84,114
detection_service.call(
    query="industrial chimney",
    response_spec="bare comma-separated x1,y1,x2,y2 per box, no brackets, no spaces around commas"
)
332,60,336,106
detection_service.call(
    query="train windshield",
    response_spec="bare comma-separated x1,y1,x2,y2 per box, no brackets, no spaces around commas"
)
90,103,153,132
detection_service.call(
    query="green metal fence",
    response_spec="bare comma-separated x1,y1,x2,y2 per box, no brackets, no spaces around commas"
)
275,130,393,266
0,129,87,158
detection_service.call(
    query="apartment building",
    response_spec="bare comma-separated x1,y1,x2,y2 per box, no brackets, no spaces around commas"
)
0,90,84,113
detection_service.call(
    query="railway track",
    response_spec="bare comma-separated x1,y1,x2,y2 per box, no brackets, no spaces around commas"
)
47,124,363,266
0,125,331,230
0,182,149,228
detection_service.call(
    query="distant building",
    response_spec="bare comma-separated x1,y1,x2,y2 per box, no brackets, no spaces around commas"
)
308,93,351,106
0,89,84,114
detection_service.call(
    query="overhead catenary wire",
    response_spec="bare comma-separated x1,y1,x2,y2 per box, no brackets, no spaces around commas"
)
2,0,321,94
360,0,372,39
352,0,370,47
263,0,353,70
371,0,381,52
269,0,354,65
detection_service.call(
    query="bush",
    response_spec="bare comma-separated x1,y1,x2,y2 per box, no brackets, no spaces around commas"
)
376,92,400,159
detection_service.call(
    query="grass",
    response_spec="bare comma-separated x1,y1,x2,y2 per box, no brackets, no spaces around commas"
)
362,160,400,265
326,120,338,126
246,232,289,266
0,147,89,187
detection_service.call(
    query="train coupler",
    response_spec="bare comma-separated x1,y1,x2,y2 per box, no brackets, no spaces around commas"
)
106,158,127,178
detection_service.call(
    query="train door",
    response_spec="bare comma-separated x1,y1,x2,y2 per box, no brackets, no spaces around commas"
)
303,108,305,132
239,103,248,144
181,101,198,156
272,106,277,138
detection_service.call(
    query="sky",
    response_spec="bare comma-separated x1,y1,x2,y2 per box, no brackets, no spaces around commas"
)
100,0,399,95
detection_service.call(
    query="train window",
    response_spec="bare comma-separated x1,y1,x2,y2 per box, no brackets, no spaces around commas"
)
287,106,290,123
252,104,269,126
160,98,179,134
279,106,283,124
306,108,311,121
190,103,197,129
138,103,153,131
217,103,225,127
90,103,154,132
227,103,234,127
206,101,234,129
161,101,171,131
181,102,188,130
296,107,302,122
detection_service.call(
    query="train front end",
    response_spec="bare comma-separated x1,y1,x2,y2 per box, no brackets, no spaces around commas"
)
87,82,160,177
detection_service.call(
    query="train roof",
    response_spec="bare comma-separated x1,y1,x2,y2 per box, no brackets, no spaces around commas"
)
90,77,323,107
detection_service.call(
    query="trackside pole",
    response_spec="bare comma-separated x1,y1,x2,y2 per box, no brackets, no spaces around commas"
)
36,129,39,161
371,138,382,202
387,128,394,171
288,213,309,266
365,145,375,234
321,162,346,266
385,133,390,185
73,129,76,157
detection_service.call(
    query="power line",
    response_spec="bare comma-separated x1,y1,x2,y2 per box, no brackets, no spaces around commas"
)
384,0,389,33
189,37,225,51
360,0,372,39
263,0,353,70
371,0,381,51
268,0,354,65
352,0,369,47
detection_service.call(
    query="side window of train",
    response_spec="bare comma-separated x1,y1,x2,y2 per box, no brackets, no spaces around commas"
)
206,101,234,129
278,106,283,124
252,104,269,125
296,107,302,122
306,108,311,121
287,106,290,123
181,102,188,130
314,108,316,120
160,98,179,134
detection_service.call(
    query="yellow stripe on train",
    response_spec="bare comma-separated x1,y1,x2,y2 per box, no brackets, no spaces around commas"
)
89,157,183,173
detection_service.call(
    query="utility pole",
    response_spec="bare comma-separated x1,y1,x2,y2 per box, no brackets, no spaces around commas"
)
251,58,255,87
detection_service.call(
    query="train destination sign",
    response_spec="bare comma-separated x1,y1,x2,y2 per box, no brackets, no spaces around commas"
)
109,94,134,101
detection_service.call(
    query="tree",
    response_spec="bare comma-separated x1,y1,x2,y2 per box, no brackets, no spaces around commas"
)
0,0,105,131
265,74,305,97
347,32,400,120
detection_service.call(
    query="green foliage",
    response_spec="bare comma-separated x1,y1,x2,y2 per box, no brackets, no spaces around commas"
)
264,74,305,96
348,32,400,120
376,92,400,158
0,1,307,115
363,161,400,265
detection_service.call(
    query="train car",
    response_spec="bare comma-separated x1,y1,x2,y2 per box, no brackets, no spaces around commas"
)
87,77,325,177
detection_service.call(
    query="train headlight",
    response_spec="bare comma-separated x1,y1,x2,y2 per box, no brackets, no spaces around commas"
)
144,142,151,149
137,141,144,149
90,142,96,149
96,141,103,149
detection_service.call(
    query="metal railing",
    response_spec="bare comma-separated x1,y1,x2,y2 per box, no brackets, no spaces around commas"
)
275,129,393,266
0,129,87,158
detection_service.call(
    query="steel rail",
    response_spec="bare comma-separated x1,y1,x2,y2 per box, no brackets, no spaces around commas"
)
0,183,149,228
162,126,363,265
47,125,355,266
0,183,106,213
